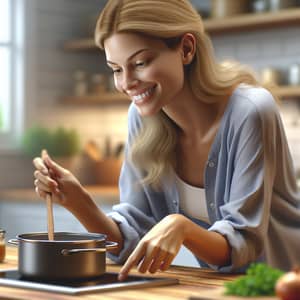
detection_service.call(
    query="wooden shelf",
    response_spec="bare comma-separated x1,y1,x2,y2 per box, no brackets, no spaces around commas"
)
273,85,300,99
205,7,300,34
63,38,97,51
63,8,300,51
63,92,130,104
63,86,300,105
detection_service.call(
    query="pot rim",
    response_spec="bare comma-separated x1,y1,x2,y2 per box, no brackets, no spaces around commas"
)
16,231,107,244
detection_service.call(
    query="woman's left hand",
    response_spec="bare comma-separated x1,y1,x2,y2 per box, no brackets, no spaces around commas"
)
118,214,188,280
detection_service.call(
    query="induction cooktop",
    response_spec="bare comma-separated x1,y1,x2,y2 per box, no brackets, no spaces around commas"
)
0,269,178,295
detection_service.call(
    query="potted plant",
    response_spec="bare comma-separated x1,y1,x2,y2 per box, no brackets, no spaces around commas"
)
22,125,80,168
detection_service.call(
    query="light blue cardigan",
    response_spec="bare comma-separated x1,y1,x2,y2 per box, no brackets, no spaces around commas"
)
107,85,300,272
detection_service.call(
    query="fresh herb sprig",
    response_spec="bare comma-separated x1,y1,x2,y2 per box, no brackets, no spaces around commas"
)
224,263,284,296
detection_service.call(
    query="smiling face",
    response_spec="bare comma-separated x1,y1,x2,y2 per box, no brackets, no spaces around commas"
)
104,32,187,116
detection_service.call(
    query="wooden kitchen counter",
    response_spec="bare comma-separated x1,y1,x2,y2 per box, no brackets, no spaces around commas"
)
0,247,279,300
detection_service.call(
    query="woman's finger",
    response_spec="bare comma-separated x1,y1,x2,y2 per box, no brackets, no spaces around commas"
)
34,171,58,189
159,253,175,271
35,186,47,199
118,243,147,281
41,149,49,160
32,157,48,175
34,179,52,194
148,249,168,274
137,245,160,273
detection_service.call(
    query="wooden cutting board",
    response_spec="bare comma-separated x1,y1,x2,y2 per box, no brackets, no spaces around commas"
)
189,287,279,300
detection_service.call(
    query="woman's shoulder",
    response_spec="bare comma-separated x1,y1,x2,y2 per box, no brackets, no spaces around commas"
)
218,84,282,138
227,84,280,126
230,84,278,116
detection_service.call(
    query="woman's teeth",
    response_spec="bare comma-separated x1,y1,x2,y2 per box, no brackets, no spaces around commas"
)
132,87,154,103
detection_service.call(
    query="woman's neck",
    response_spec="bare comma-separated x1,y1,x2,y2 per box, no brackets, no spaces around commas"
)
163,84,230,141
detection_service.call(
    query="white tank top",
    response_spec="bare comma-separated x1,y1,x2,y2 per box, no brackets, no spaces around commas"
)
175,173,210,224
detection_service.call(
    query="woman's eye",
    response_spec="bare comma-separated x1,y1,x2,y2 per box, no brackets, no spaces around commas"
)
135,61,146,67
112,68,122,74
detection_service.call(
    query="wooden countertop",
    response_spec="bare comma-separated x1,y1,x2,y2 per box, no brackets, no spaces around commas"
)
0,247,278,300
0,185,119,205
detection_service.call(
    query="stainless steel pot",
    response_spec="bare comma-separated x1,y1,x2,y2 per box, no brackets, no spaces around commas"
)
8,232,118,280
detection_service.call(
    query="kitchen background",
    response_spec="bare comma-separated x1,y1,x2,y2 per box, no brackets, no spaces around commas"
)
1,0,300,266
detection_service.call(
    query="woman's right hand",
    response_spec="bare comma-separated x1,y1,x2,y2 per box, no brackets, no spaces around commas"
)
33,150,84,209
33,150,123,248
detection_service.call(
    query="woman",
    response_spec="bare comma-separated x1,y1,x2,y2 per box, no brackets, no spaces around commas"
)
33,0,300,280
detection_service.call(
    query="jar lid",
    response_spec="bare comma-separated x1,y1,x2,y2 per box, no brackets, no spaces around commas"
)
0,229,6,233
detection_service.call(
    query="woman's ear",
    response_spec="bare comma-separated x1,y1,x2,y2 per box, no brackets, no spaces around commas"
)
180,33,196,65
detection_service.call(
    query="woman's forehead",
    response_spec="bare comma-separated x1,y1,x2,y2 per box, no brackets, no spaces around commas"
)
104,32,167,63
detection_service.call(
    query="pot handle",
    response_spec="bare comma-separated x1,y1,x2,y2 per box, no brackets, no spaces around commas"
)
61,241,118,256
8,239,19,246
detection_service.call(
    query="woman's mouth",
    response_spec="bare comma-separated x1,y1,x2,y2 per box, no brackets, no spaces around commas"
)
131,86,156,105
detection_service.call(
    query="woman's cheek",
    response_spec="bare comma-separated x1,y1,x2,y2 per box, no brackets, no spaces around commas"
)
114,77,122,92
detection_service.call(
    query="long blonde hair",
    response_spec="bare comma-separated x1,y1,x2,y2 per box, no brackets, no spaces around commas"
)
95,0,262,189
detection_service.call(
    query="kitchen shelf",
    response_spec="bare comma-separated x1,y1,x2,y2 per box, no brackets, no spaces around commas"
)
205,7,300,34
63,86,300,105
63,92,130,104
273,85,300,99
63,8,300,51
63,38,97,51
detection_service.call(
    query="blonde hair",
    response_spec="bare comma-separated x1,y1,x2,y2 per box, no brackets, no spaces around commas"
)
95,0,267,189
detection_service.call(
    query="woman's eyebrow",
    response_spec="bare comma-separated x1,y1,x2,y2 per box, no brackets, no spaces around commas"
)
106,48,150,65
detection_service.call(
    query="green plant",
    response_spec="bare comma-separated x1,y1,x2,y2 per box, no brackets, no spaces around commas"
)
224,263,284,296
51,127,80,157
22,126,80,158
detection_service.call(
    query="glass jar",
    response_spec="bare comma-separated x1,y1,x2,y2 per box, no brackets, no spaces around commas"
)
90,74,107,94
73,71,88,96
0,229,6,263
287,63,300,86
252,0,269,13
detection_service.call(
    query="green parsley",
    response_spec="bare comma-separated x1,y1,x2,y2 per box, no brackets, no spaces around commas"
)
224,263,284,296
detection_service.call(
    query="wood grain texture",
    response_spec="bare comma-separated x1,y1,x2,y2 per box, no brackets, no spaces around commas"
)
0,247,279,300
46,194,54,240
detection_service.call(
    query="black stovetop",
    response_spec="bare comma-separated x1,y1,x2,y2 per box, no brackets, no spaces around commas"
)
0,269,178,295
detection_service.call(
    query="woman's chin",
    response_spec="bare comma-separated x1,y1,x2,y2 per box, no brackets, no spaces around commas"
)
135,105,160,117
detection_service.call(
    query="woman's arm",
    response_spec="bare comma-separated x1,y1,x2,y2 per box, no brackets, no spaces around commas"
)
181,215,231,266
118,213,231,280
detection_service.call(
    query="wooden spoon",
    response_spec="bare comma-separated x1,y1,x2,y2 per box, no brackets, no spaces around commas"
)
46,193,54,240
41,149,55,240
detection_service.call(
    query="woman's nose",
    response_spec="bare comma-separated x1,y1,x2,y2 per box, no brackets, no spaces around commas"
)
121,70,138,91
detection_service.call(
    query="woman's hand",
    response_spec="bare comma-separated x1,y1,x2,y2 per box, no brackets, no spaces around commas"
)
118,214,188,281
33,150,83,209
